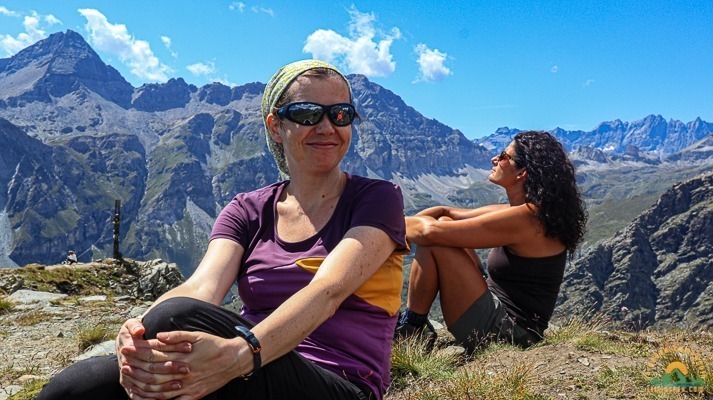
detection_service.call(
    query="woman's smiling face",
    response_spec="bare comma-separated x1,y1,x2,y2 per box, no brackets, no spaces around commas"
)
267,75,352,176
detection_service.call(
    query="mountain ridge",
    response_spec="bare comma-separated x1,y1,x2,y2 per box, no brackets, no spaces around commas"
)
477,114,713,157
0,31,493,271
557,171,713,328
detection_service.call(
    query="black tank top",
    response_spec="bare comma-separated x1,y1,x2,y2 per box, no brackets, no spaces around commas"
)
486,246,566,336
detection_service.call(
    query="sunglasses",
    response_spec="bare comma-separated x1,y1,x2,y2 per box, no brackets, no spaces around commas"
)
275,102,357,127
493,150,526,168
496,151,514,163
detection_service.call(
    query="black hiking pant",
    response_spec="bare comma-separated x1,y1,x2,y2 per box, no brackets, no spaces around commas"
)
37,297,372,400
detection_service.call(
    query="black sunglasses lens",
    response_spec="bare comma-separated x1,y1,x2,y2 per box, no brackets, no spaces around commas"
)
287,103,324,125
282,103,355,126
328,104,355,126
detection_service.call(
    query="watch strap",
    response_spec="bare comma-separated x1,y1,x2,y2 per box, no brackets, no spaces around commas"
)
234,325,261,379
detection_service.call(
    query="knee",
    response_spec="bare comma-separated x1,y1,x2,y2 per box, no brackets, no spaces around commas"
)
414,243,455,260
37,356,121,399
142,297,212,337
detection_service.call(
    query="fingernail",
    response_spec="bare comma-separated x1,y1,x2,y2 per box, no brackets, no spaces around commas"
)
172,383,182,390
179,367,189,374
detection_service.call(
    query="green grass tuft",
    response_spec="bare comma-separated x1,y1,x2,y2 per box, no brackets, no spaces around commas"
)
390,336,457,390
393,363,546,400
14,310,52,326
76,323,113,351
541,311,611,345
0,297,14,314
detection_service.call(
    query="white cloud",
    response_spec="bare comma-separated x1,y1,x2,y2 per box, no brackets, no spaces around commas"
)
78,8,171,82
187,61,216,77
251,6,274,16
0,6,20,17
230,2,272,16
583,79,595,88
161,35,177,58
551,65,559,73
0,11,60,56
229,2,246,12
211,76,238,87
186,62,236,87
44,14,62,25
413,43,451,83
303,6,401,78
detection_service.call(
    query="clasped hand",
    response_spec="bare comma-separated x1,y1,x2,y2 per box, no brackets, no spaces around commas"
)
116,318,242,400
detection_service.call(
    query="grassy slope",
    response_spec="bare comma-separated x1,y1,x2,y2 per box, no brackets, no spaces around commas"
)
388,315,713,400
5,303,711,399
2,264,713,399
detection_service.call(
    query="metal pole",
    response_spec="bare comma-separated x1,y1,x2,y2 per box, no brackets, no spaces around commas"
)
113,200,122,260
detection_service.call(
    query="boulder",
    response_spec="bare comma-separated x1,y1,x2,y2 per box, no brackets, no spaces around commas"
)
135,259,185,301
0,274,23,293
73,340,116,361
8,289,67,306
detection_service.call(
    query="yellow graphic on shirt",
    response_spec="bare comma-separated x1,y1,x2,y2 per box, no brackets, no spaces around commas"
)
296,253,404,316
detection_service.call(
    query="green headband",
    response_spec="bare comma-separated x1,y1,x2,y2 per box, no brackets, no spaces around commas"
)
261,59,351,176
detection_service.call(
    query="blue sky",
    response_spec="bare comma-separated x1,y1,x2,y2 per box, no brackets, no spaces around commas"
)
1,1,711,138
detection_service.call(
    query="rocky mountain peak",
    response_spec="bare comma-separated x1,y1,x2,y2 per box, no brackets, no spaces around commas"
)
593,118,626,134
132,77,197,111
0,30,90,74
198,82,232,106
343,74,492,177
230,82,265,104
0,29,133,108
344,73,370,90
688,117,712,134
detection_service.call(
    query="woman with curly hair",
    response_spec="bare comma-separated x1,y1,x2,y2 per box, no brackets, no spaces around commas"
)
396,131,587,349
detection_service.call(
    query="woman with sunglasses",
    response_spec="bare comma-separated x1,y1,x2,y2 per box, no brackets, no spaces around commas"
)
396,131,586,350
39,60,407,400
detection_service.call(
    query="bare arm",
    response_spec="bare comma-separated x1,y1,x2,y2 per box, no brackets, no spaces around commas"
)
120,238,243,339
251,225,396,365
407,204,538,250
147,238,244,309
416,204,509,220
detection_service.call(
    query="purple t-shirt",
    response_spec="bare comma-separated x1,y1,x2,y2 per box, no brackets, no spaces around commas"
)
210,174,408,399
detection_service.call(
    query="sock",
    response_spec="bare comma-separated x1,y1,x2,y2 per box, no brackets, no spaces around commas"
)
401,308,428,327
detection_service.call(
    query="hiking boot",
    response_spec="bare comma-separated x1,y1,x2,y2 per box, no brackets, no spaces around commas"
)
394,319,437,349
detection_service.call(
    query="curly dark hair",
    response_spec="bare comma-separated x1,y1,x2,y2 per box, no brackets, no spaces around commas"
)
512,131,587,258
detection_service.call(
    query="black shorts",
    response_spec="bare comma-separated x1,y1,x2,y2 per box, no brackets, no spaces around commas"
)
38,297,374,400
448,290,540,350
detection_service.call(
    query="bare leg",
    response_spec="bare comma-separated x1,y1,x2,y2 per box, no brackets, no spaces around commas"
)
406,245,488,326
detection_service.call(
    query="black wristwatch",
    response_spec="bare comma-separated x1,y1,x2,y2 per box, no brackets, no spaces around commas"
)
234,325,262,379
